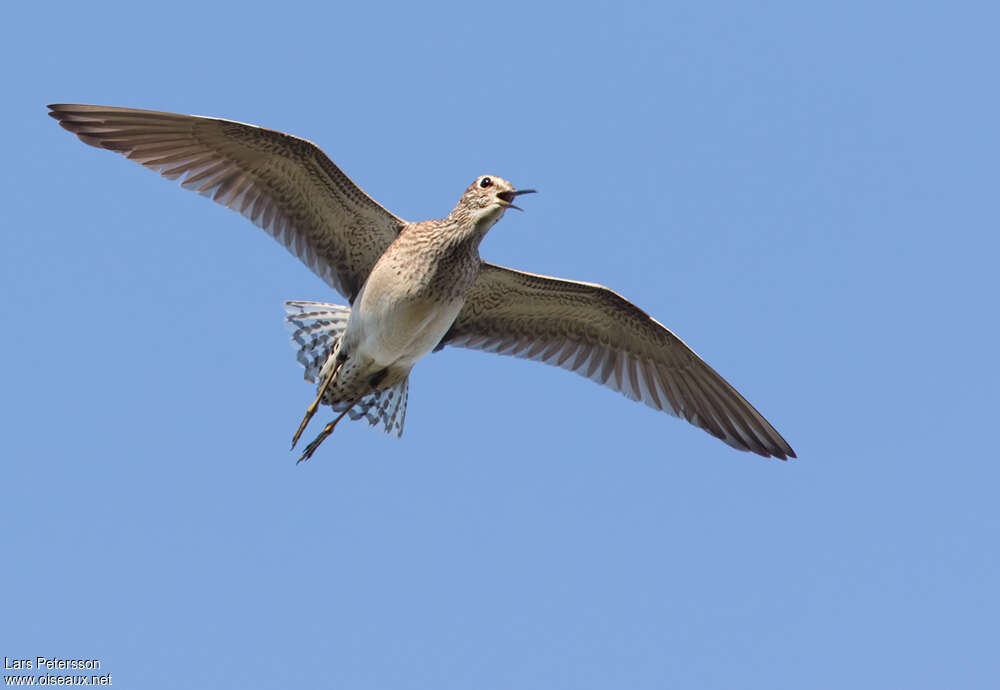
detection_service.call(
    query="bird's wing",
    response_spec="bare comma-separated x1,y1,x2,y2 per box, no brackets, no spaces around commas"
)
440,262,796,459
48,104,405,302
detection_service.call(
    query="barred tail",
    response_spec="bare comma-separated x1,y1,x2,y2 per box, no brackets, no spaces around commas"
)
284,300,351,383
335,379,408,438
284,301,408,438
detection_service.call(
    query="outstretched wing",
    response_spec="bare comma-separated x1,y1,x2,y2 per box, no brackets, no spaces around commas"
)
48,104,404,302
441,262,796,459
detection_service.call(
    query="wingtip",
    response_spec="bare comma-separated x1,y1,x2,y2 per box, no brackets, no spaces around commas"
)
746,439,796,461
770,445,796,461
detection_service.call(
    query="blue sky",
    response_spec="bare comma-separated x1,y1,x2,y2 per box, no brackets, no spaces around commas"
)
3,1,998,688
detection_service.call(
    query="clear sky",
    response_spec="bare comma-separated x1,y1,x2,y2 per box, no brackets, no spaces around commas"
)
3,1,998,688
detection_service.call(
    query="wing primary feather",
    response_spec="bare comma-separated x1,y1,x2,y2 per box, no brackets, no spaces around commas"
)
640,359,665,411
48,103,405,302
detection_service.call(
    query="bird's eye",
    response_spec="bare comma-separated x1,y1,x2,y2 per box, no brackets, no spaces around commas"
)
479,177,492,188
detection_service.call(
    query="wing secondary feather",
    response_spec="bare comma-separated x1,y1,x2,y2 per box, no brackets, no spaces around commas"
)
48,104,404,302
442,262,796,459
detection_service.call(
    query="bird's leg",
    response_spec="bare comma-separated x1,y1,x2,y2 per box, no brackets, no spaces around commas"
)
295,368,389,464
296,396,363,464
291,353,346,450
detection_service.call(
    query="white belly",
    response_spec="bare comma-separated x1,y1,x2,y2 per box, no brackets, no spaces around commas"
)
343,288,464,370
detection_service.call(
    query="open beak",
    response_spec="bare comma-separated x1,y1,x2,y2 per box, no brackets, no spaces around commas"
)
497,188,537,211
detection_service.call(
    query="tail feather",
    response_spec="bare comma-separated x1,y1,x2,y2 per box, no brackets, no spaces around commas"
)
284,300,408,437
333,379,408,438
284,300,351,383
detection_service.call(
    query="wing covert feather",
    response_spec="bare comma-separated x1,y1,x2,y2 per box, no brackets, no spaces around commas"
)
48,104,404,302
443,262,795,459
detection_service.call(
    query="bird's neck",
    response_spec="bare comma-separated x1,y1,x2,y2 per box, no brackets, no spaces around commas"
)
444,206,504,247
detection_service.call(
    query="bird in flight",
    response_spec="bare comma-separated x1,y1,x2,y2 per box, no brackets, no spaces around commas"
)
48,104,795,462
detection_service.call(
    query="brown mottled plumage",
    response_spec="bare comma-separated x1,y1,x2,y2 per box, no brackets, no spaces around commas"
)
48,104,795,462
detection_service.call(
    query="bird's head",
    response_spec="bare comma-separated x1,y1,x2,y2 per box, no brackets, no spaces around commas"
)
449,175,536,233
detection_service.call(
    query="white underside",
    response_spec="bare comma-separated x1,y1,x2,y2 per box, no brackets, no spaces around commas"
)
343,286,464,371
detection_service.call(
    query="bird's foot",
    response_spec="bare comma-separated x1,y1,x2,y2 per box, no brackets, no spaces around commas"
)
296,405,353,463
291,356,344,449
